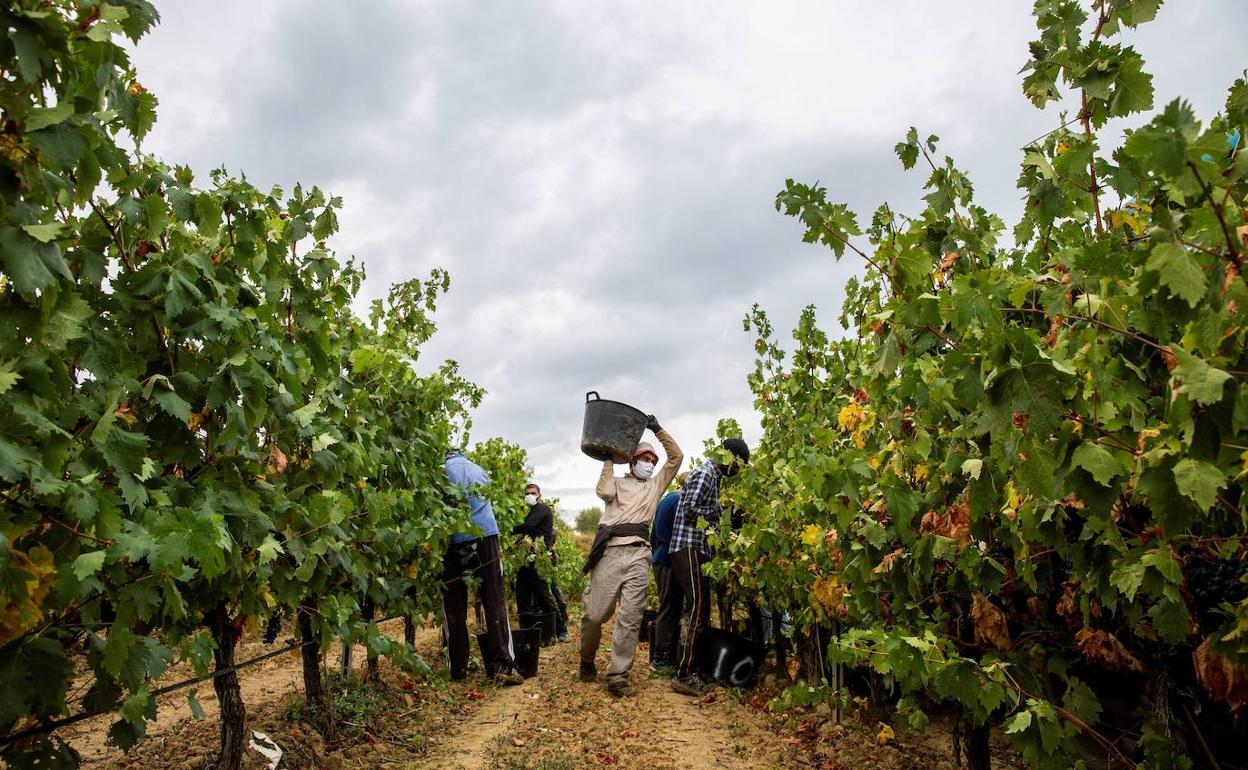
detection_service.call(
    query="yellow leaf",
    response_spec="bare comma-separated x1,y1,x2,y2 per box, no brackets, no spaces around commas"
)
801,524,822,548
877,724,895,745
914,464,929,482
812,575,844,615
837,403,864,432
0,546,56,646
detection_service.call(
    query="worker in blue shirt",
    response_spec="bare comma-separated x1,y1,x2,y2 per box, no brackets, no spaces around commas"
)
442,450,523,685
649,472,688,671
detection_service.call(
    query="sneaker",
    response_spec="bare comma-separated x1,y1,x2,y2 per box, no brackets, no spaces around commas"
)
578,661,597,683
607,680,636,698
649,655,673,673
557,632,570,643
494,668,524,686
671,674,713,697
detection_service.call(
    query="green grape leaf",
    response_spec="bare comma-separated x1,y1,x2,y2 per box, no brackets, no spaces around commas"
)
20,222,65,243
1171,458,1227,511
187,689,205,720
153,389,193,423
1145,243,1206,308
71,550,108,581
1170,348,1231,405
0,360,21,395
1005,709,1033,735
23,103,74,132
1071,443,1124,486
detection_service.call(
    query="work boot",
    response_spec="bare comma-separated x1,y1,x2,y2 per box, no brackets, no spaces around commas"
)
578,661,597,683
607,680,637,698
671,674,713,697
494,668,524,686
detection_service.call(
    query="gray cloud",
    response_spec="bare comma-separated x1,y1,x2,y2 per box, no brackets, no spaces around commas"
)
131,0,1245,518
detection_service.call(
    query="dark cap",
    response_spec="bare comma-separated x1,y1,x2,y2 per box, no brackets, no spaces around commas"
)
722,438,750,464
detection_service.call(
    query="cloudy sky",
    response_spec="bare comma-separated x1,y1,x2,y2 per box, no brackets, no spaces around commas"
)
129,1,1245,520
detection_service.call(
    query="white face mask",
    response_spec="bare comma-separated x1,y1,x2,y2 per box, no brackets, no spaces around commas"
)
633,460,655,480
525,493,538,506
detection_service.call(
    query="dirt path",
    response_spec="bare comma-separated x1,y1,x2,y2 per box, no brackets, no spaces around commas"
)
411,624,805,770
62,615,1023,770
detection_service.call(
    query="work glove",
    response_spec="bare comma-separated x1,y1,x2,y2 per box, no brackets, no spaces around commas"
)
646,414,662,433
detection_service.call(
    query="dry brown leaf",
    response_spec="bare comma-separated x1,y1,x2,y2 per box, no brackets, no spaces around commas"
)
1194,639,1248,706
511,737,526,747
872,548,906,575
187,409,209,432
1075,628,1144,673
1056,580,1080,628
1026,596,1046,619
971,593,1012,650
1046,314,1064,348
266,443,288,476
114,402,138,427
919,501,972,549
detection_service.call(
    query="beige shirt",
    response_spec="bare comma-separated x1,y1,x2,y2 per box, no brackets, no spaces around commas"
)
596,429,683,546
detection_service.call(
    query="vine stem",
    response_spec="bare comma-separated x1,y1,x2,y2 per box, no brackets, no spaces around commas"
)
1080,4,1110,235
1000,307,1166,353
1079,91,1103,235
47,515,114,546
1064,413,1137,455
822,225,894,293
1186,160,1244,273
88,198,177,374
1019,117,1079,150
925,325,959,351
1002,670,1137,770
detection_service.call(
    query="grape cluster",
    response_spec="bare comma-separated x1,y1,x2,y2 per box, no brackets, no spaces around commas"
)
1188,558,1248,629
263,608,285,645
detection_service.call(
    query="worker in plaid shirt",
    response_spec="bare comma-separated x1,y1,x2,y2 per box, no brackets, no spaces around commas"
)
668,437,750,696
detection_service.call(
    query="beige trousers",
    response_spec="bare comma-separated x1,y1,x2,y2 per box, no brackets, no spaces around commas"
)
580,544,651,684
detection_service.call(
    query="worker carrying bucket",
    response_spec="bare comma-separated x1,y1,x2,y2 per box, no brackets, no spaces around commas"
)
577,393,682,698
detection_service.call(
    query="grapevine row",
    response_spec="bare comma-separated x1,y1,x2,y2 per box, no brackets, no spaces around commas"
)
0,3,567,768
710,2,1248,768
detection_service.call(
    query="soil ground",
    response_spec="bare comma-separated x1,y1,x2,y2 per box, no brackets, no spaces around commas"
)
63,615,1023,770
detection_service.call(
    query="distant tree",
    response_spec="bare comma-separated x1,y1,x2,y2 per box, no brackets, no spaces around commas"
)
575,507,602,534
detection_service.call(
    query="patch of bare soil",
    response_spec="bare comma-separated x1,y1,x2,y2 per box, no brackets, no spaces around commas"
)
66,618,458,769
62,613,1025,770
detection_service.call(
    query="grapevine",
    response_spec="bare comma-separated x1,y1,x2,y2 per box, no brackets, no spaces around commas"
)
711,2,1248,768
0,3,519,768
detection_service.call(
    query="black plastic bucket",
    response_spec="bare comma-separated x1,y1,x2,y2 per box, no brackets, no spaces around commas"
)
581,391,648,464
696,627,764,687
513,627,541,678
640,608,657,646
477,628,541,679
